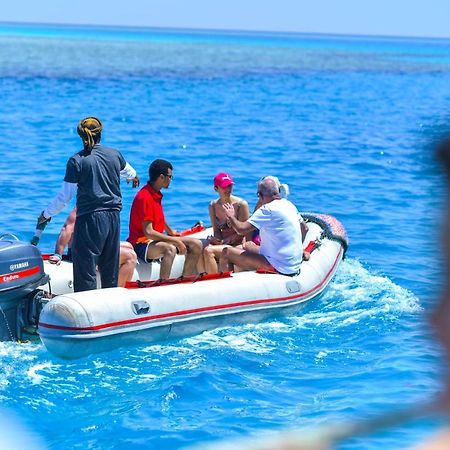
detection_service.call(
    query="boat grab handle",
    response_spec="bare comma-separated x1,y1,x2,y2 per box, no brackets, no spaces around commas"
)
132,301,150,315
0,233,20,241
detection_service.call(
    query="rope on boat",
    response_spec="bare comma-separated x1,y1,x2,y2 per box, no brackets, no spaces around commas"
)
302,212,349,257
126,271,232,289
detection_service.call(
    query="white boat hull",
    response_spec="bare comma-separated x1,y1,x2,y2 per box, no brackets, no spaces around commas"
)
38,214,347,359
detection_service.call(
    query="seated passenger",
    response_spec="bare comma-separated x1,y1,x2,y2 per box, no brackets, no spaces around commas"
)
197,172,250,274
127,159,202,280
48,207,137,288
219,175,303,276
244,177,310,260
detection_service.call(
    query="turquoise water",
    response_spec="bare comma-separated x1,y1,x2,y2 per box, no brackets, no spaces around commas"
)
1,23,450,449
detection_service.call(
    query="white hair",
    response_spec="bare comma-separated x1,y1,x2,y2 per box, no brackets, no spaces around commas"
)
257,175,290,198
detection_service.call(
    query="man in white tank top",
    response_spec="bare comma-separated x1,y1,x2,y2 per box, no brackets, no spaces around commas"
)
219,176,303,276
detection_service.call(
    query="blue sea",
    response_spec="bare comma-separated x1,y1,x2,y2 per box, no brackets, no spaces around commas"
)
1,22,450,449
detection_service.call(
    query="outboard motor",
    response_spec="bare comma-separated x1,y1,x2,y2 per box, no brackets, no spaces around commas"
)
0,235,49,340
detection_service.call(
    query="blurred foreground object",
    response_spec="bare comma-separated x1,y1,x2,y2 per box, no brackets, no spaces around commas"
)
189,402,437,450
0,408,46,449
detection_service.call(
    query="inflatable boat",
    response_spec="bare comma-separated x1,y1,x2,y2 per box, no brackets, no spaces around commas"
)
0,213,347,360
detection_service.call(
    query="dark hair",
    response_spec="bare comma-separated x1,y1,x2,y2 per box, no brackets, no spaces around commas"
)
77,117,103,151
149,159,173,182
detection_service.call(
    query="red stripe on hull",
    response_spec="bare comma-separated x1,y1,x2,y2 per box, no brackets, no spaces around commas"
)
39,248,343,333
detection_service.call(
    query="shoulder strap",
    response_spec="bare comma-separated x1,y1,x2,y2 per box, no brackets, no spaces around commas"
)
235,201,242,217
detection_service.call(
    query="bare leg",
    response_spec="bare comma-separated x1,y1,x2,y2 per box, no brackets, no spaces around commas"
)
118,242,137,287
219,246,244,272
202,245,218,273
146,241,177,279
197,254,206,274
242,241,260,253
181,237,203,276
219,247,272,272
200,244,229,274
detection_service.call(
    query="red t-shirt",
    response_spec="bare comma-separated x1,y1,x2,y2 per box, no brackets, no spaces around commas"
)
127,183,165,245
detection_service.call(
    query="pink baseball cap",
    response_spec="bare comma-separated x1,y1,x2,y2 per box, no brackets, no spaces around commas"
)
213,172,234,188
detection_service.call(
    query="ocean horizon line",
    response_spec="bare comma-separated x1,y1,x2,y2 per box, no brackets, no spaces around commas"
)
1,20,450,43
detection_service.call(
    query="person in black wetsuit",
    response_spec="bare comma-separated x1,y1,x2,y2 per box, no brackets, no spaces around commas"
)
36,117,139,292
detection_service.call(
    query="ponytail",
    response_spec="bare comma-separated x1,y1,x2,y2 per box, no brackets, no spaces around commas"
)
77,117,103,151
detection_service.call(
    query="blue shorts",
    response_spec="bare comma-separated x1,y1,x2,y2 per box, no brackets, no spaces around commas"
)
134,242,151,262
134,242,162,263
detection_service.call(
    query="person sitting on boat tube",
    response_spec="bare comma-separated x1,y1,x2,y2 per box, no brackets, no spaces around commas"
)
127,159,203,279
219,175,303,276
48,207,137,288
197,172,250,274
243,178,310,260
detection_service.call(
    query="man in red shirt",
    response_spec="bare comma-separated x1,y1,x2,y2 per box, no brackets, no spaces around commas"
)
128,159,202,279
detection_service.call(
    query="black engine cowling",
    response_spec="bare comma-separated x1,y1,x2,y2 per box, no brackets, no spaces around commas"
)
0,236,49,340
